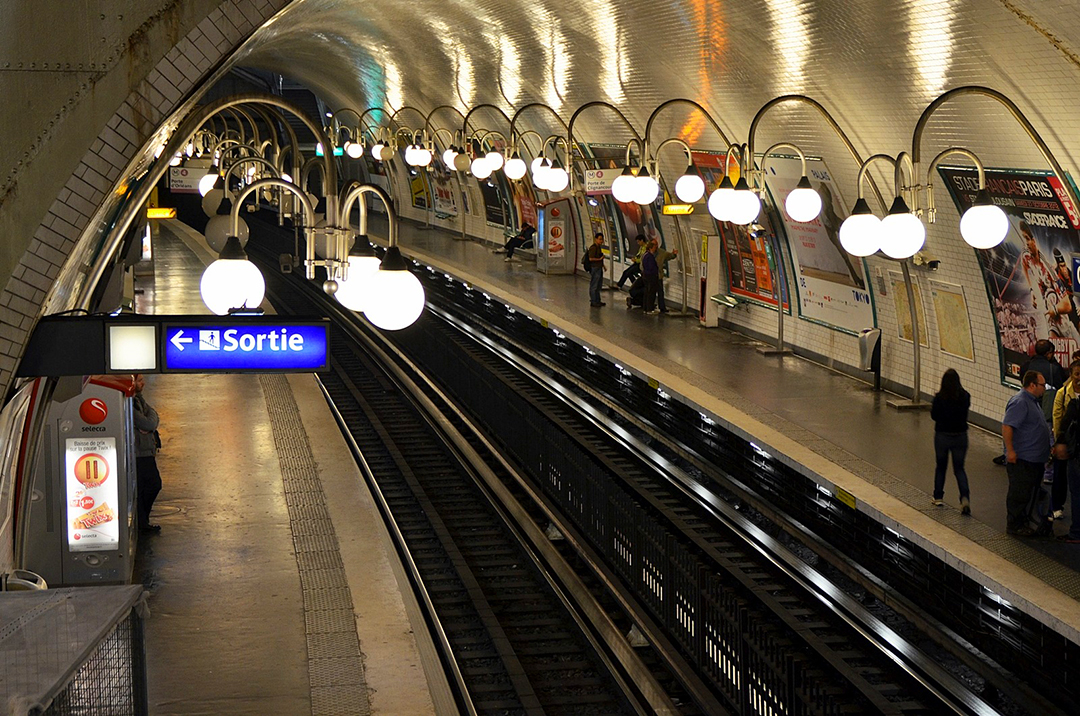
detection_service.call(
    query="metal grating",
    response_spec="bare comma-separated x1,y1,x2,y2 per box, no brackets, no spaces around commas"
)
259,374,371,716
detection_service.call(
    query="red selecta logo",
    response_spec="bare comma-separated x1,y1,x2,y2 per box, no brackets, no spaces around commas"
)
79,398,108,425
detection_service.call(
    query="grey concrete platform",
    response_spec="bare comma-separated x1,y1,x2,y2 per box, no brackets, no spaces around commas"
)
132,222,445,714
375,213,1080,645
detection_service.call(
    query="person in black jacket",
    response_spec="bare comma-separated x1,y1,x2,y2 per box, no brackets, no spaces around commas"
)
931,369,971,514
1054,379,1080,543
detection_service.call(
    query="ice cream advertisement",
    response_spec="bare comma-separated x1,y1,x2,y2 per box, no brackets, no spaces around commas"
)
65,437,119,552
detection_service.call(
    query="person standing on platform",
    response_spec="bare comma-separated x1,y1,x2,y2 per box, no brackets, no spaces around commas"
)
1053,376,1080,543
132,374,163,534
642,240,661,315
655,243,679,313
587,232,606,307
930,369,971,515
1051,359,1080,519
1002,370,1052,536
616,235,647,290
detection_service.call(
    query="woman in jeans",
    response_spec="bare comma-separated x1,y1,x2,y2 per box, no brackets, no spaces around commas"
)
931,368,971,514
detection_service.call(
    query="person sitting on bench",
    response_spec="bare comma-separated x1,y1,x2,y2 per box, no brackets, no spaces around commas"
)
495,222,536,262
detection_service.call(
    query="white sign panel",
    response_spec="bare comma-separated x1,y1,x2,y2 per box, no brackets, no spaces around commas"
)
168,167,200,194
65,437,120,552
547,219,567,258
762,156,875,334
584,169,619,195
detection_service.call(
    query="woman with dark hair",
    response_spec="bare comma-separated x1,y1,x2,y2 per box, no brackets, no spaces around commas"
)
931,369,971,514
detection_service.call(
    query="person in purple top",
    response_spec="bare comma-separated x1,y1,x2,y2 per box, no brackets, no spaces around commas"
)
931,369,971,515
641,240,660,315
1002,370,1052,536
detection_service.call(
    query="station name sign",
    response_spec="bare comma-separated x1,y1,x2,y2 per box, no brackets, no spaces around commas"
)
17,315,331,377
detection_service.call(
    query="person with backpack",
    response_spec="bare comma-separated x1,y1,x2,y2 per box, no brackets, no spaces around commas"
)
931,369,971,515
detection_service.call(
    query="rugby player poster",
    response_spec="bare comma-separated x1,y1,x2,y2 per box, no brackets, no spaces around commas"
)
760,156,874,334
65,437,120,552
938,167,1080,383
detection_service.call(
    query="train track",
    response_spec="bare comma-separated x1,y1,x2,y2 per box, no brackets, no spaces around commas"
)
243,216,1020,714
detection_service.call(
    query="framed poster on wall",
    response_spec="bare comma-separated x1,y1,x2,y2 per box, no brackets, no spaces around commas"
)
760,156,874,334
582,143,665,262
938,166,1080,381
930,280,975,361
889,271,929,347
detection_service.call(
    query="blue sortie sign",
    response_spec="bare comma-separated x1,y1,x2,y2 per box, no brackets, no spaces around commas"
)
163,323,329,372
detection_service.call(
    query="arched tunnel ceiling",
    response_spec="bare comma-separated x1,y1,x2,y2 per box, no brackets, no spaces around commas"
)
228,0,1080,178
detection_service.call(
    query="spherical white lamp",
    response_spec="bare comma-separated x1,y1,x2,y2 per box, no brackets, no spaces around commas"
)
198,172,219,197
404,145,417,165
453,152,472,172
728,178,762,225
611,167,638,203
674,170,705,203
546,165,570,192
839,199,881,256
345,141,364,159
633,168,660,205
416,147,433,166
443,147,459,167
960,188,1009,249
360,247,426,330
370,142,385,161
530,157,548,176
485,151,504,171
334,235,382,312
504,153,528,180
377,144,395,162
879,196,925,259
707,175,736,221
471,156,493,179
200,237,266,315
201,188,224,218
205,213,250,253
169,153,182,167
533,163,551,191
785,176,823,222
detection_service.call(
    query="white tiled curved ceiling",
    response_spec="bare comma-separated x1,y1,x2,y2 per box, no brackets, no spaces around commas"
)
232,0,1080,173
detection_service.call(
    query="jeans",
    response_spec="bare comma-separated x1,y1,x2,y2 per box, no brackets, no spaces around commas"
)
643,274,660,311
933,431,969,500
658,279,667,312
1067,459,1080,539
1005,458,1045,531
617,263,640,288
589,266,603,305
1053,458,1068,511
504,235,531,258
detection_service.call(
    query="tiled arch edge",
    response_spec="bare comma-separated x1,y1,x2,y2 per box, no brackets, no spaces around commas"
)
0,0,293,398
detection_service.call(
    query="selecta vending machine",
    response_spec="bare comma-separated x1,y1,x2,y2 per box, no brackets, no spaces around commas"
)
536,198,579,274
20,376,138,586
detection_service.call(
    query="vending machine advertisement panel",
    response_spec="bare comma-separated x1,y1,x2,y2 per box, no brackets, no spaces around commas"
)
64,436,120,552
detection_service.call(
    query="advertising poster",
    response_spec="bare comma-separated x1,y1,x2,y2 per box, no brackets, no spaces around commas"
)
761,156,874,333
583,143,664,261
510,180,537,228
930,280,975,361
429,156,458,217
889,272,929,347
477,177,507,226
938,166,1080,380
65,437,120,552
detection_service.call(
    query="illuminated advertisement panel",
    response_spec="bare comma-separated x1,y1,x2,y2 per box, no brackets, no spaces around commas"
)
65,437,120,552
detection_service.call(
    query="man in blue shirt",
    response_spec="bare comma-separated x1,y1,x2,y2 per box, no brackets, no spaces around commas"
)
1003,371,1052,536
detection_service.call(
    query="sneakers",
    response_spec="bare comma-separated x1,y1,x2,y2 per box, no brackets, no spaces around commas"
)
590,302,606,307
504,257,519,263
625,297,633,309
1053,509,1065,520
992,455,1007,466
931,498,944,507
960,497,971,516
645,309,660,315
1056,534,1080,544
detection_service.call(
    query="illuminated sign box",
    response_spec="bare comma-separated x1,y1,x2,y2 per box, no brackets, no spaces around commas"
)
662,204,695,215
146,207,176,219
162,322,330,372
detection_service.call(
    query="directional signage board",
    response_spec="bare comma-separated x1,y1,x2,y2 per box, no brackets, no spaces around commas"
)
163,322,329,372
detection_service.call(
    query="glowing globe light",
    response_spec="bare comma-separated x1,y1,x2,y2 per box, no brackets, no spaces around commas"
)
485,151,504,171
360,247,426,330
707,176,736,221
201,189,224,218
611,169,637,203
879,196,925,259
404,145,418,166
344,141,364,159
453,152,471,172
838,198,881,256
728,178,762,225
633,172,660,205
471,156,493,179
200,237,265,315
169,153,182,166
504,155,527,180
281,173,293,184
546,166,570,192
960,189,1009,249
198,172,219,197
415,147,433,166
785,176,823,222
530,157,548,176
370,143,385,161
443,148,458,166
334,253,382,312
533,162,552,191
675,172,705,203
